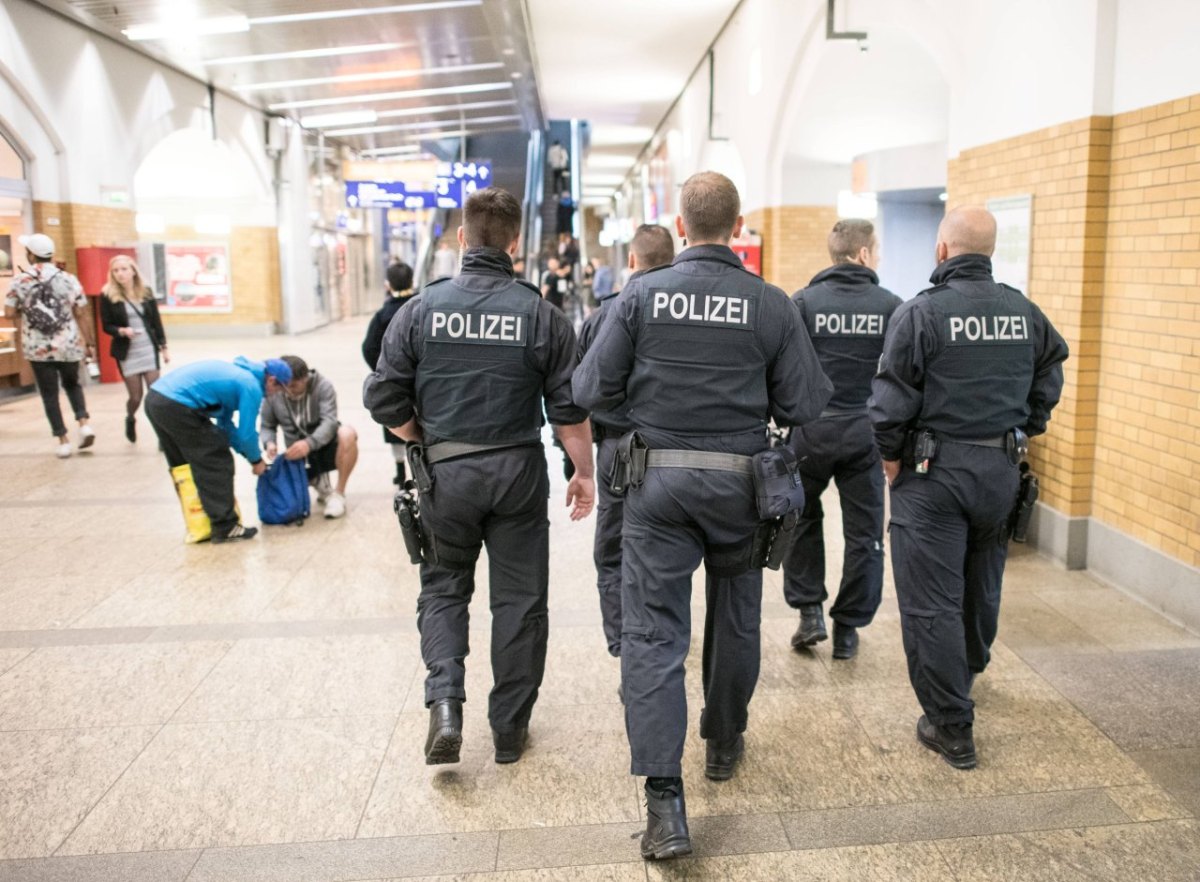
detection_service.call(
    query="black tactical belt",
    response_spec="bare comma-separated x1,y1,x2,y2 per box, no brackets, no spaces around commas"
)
424,440,532,464
645,449,754,475
819,407,868,419
943,436,1006,449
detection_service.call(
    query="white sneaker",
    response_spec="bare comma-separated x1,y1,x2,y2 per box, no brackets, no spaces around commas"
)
78,425,95,449
56,442,72,459
311,472,332,505
323,491,346,519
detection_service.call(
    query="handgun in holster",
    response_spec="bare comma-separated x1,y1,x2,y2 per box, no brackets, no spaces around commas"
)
610,431,647,496
750,510,801,570
1006,462,1039,543
905,428,939,474
394,480,437,565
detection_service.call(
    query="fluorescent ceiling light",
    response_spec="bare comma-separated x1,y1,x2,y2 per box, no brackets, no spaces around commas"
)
125,15,248,40
270,82,512,111
589,125,656,147
327,114,521,137
235,63,503,93
583,173,627,185
586,154,636,169
250,1,480,26
356,145,422,157
300,109,379,128
377,99,517,120
206,43,403,67
360,126,520,153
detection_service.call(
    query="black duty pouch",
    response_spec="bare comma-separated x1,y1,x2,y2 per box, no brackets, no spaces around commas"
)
751,445,805,520
610,431,647,496
1005,427,1029,466
905,429,939,474
407,444,434,493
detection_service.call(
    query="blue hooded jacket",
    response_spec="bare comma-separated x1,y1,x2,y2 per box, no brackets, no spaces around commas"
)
152,356,266,462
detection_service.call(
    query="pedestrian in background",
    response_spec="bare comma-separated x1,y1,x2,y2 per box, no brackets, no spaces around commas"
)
362,261,417,486
100,254,169,443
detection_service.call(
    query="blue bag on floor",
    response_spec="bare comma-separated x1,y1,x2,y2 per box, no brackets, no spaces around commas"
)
257,457,311,525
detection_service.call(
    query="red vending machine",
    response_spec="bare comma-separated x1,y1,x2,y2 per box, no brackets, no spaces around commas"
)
730,232,763,277
76,246,136,384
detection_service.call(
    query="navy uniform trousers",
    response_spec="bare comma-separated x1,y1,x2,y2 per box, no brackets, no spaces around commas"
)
417,445,550,736
593,435,624,657
621,466,762,778
888,441,1019,726
783,414,885,626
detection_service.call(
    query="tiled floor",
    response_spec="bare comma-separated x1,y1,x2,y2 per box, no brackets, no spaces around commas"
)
1,318,1198,881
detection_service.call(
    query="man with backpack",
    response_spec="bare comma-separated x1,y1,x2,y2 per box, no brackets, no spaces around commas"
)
3,234,97,458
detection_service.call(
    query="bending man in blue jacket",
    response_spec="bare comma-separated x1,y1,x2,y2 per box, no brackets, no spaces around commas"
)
146,356,293,543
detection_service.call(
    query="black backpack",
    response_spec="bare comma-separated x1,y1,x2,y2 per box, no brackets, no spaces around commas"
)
22,270,72,336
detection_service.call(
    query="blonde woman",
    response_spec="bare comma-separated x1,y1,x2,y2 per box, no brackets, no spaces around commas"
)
100,255,168,442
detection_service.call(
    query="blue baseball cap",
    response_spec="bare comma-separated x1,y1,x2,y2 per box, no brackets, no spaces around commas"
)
263,358,293,385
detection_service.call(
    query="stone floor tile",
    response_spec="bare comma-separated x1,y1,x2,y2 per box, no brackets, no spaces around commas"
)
643,840,953,881
173,634,420,723
57,716,395,854
1130,748,1200,818
0,726,159,859
935,819,1200,881
1104,784,1193,822
1035,586,1200,651
0,849,200,882
0,642,230,730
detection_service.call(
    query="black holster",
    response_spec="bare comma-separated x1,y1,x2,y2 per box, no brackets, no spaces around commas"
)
394,482,437,565
1007,462,1039,544
750,511,800,571
610,431,647,496
407,444,434,493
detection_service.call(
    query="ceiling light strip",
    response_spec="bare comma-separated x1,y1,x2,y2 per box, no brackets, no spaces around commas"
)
327,114,522,136
205,43,403,67
271,82,512,111
249,1,481,26
235,62,503,93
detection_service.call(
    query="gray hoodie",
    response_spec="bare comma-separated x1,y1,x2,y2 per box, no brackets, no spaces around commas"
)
259,369,339,450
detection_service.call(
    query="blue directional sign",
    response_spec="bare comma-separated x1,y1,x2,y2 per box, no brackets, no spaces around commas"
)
346,161,492,210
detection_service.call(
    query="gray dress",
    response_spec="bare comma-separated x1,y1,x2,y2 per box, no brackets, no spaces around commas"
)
121,302,158,375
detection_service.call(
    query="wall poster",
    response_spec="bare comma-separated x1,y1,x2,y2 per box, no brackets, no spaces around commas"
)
160,242,232,313
986,194,1033,295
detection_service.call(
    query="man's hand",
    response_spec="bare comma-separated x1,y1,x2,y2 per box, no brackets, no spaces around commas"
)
284,439,311,461
883,459,901,486
161,345,171,364
265,441,278,461
565,474,595,521
251,460,267,477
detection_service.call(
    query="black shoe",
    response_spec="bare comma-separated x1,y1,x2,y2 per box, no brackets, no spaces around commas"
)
916,715,977,770
425,698,463,765
704,733,744,781
493,727,528,764
125,416,136,443
832,623,859,660
211,524,258,544
641,780,692,860
790,604,827,649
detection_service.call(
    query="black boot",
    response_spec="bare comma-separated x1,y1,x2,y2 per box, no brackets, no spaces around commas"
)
916,715,977,770
493,726,529,764
641,778,692,860
704,733,744,781
790,604,827,649
831,622,859,660
125,415,136,443
425,698,463,765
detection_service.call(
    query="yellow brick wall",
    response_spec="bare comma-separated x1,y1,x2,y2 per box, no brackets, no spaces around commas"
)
151,225,282,328
1093,95,1200,566
947,117,1111,518
746,204,839,294
31,201,137,275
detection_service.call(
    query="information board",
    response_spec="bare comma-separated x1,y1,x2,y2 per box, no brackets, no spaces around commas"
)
986,194,1033,295
346,161,491,210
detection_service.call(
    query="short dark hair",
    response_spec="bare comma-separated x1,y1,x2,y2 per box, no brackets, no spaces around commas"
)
679,171,740,242
386,261,413,294
630,224,675,270
827,219,875,263
462,187,523,250
280,354,309,381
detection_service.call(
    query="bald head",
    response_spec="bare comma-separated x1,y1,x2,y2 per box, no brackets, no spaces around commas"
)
937,206,997,260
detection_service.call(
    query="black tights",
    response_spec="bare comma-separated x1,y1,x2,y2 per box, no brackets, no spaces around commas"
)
123,370,160,417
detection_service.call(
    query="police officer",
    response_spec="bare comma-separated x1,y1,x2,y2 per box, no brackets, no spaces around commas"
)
574,172,831,860
577,224,675,665
364,187,595,767
869,206,1068,770
785,219,902,660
